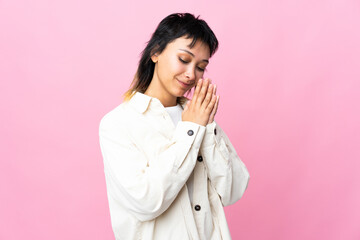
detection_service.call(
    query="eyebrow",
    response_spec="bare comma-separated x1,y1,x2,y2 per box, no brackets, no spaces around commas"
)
179,49,209,63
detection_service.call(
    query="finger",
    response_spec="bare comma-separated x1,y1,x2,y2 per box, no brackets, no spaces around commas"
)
192,78,202,104
208,94,217,123
209,96,219,123
214,95,219,115
196,78,209,106
201,83,214,110
205,93,217,114
212,85,218,112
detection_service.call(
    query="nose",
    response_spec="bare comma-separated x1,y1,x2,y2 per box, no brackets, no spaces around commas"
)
185,66,196,81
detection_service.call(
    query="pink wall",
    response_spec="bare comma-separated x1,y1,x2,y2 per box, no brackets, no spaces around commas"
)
1,0,359,239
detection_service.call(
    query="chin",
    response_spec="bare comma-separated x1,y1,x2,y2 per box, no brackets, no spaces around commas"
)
170,90,184,98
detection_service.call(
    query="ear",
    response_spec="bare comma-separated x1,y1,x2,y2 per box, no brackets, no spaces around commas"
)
150,45,160,63
151,53,158,63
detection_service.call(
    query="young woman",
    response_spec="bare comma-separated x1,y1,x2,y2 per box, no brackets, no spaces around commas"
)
99,13,250,240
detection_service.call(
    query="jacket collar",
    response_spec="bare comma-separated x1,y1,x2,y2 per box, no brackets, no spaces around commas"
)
128,91,189,114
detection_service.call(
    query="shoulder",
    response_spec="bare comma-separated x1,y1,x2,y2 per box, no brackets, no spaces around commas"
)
99,100,137,132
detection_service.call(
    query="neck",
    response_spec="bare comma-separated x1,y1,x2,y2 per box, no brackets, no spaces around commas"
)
144,79,177,108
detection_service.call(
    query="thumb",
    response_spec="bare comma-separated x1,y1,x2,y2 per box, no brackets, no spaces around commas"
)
184,100,191,111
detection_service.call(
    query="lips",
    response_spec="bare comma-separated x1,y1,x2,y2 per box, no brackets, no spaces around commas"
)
176,79,192,88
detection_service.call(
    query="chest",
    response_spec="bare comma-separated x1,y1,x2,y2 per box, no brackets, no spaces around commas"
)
128,112,177,160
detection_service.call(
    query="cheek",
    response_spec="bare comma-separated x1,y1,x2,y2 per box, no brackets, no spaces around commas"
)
169,58,186,73
158,58,177,77
196,71,205,79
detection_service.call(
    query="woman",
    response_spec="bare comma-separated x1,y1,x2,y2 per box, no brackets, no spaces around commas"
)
99,13,250,240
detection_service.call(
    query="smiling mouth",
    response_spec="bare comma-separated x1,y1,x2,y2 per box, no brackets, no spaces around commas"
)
176,79,192,88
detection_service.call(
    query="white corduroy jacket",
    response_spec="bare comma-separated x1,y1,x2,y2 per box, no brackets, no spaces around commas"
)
99,91,250,240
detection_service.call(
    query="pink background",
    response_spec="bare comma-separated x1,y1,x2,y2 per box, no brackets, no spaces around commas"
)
1,0,359,239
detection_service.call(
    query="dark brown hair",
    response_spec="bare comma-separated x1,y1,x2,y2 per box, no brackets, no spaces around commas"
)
123,13,219,104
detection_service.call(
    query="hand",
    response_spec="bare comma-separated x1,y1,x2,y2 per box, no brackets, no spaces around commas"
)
182,78,217,126
207,84,219,125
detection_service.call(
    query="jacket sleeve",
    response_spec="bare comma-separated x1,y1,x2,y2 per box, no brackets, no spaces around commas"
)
199,120,250,206
99,116,205,222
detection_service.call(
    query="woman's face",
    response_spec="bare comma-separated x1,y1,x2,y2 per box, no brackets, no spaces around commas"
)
149,36,210,102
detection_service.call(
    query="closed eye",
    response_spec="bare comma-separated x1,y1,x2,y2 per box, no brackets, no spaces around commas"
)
179,57,205,72
178,57,188,64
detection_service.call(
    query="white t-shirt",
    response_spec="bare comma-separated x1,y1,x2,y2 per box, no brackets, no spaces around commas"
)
164,103,183,128
165,103,194,204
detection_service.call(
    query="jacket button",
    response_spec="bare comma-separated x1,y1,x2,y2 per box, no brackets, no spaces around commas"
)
194,205,201,211
187,130,194,136
214,128,217,135
197,156,203,162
